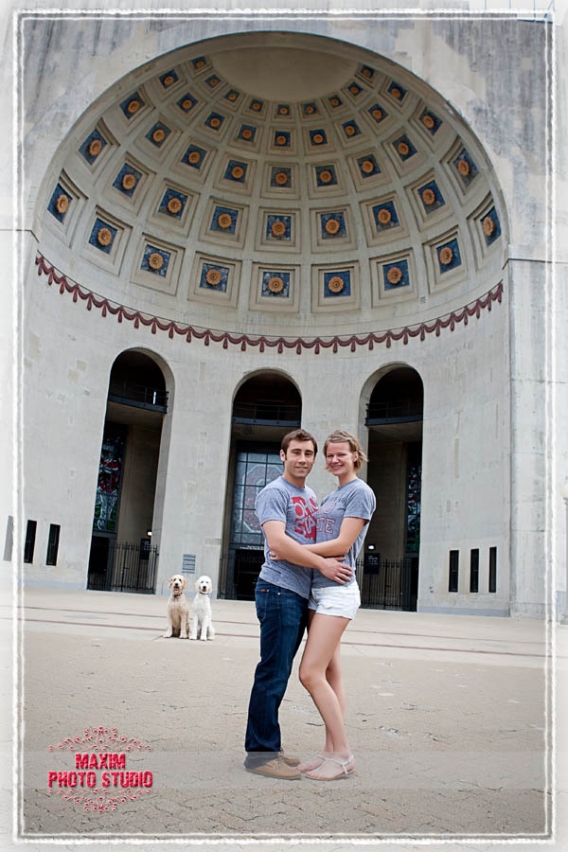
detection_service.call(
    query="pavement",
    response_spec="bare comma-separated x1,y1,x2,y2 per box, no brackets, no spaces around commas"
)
2,586,568,852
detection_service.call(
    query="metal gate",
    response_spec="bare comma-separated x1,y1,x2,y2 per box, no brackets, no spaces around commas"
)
87,540,159,593
356,556,417,611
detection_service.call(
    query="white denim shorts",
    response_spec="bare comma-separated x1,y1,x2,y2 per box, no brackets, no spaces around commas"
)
308,582,361,620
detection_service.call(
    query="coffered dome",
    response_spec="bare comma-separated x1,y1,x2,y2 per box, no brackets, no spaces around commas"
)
37,31,506,338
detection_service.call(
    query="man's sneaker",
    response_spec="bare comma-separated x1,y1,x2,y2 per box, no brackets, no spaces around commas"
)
280,751,301,767
245,756,302,780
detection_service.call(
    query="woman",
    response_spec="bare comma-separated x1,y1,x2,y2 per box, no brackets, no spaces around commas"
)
270,429,376,781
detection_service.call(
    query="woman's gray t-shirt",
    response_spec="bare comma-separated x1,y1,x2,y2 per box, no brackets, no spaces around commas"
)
312,477,376,590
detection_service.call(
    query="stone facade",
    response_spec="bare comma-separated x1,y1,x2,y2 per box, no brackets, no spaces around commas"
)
3,4,567,618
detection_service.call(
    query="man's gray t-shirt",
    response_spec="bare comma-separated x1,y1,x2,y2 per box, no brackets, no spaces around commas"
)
312,478,376,590
256,476,318,600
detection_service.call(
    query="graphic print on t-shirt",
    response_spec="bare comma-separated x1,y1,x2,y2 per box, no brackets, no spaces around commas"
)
316,499,339,539
291,495,318,541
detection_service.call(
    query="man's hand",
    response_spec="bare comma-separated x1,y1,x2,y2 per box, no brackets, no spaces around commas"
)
319,557,352,584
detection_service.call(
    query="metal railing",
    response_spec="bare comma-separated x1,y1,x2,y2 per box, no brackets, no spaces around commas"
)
217,550,417,611
88,541,159,594
108,381,168,411
366,400,423,424
355,556,417,612
232,401,301,425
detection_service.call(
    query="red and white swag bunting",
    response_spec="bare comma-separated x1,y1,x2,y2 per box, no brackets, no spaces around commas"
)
36,252,503,354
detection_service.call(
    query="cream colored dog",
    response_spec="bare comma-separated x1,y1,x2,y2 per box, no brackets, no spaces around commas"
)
190,575,215,641
163,574,190,639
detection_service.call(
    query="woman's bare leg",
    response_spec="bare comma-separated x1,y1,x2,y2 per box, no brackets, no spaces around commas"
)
297,612,354,778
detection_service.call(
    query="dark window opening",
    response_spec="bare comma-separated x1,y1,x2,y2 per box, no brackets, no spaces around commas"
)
24,520,37,564
449,550,459,593
46,524,61,566
470,548,479,593
489,546,497,593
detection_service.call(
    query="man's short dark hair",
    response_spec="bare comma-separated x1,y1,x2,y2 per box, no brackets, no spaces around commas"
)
281,429,318,456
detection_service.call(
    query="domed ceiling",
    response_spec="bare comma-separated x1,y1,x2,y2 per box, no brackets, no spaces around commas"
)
38,32,505,339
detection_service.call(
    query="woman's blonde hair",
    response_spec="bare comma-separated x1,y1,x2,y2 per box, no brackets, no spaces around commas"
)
323,430,368,472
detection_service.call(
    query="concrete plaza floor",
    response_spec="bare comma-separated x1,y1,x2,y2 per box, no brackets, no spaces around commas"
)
2,586,568,852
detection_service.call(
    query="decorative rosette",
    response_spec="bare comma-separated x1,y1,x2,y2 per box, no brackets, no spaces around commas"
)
188,151,201,164
328,276,344,293
97,228,112,247
377,208,392,225
274,171,289,186
205,268,222,286
231,165,244,180
217,213,233,229
55,194,69,214
148,252,164,271
126,99,140,115
482,216,496,236
397,141,410,156
271,221,287,237
325,218,341,235
167,197,182,214
387,266,403,285
122,174,136,191
421,188,436,206
439,246,454,266
319,170,333,184
457,159,471,176
88,139,102,157
152,129,166,143
422,114,435,129
267,276,284,293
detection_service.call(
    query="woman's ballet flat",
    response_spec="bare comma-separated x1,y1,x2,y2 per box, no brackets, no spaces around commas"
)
305,754,355,781
297,753,326,773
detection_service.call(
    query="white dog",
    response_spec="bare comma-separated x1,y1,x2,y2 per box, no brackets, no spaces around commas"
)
163,574,190,639
190,575,215,641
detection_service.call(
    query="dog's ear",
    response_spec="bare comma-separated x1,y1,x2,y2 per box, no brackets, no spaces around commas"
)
194,579,200,592
182,576,187,590
168,577,174,588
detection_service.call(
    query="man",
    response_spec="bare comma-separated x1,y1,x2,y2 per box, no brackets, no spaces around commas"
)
244,428,353,780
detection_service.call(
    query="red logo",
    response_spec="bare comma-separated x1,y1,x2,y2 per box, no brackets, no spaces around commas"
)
291,496,318,541
47,726,153,813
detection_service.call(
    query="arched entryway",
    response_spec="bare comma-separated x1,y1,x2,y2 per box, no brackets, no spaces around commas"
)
363,366,423,611
220,371,302,600
87,350,169,593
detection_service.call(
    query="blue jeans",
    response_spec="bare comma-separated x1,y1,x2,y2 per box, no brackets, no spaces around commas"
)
244,580,308,767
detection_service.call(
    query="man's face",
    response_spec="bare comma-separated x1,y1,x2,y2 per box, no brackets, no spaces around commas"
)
280,439,316,484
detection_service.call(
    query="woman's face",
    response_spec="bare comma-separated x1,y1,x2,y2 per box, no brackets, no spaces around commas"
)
325,441,357,478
